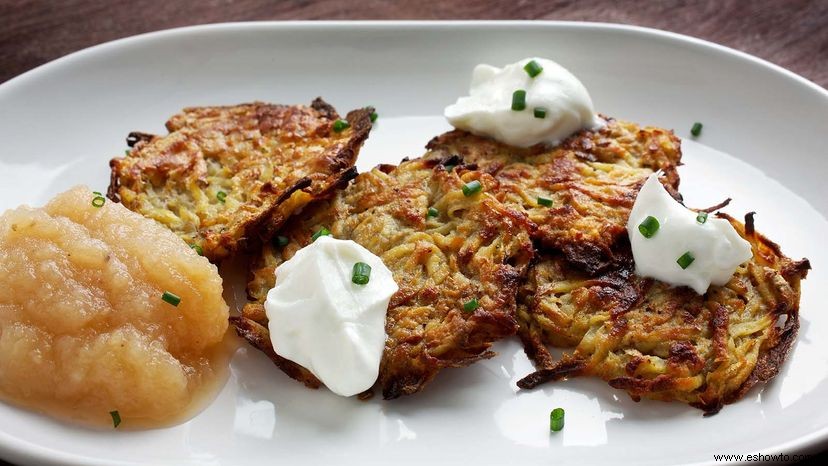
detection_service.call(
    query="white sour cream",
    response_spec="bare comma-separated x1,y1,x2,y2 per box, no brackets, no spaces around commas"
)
444,57,604,148
264,236,398,397
627,174,753,294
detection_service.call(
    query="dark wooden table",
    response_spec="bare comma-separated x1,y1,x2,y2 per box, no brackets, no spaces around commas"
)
1,0,826,87
0,1,826,465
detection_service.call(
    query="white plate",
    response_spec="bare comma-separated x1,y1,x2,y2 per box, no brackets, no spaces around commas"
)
0,21,826,466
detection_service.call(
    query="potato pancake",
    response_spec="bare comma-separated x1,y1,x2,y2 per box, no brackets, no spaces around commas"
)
108,98,373,261
425,118,682,274
517,213,809,414
233,156,535,398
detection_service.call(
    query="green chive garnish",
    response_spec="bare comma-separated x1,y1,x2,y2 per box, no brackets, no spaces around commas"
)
124,149,130,156
162,291,181,306
92,191,102,196
537,196,553,207
333,119,350,132
511,90,527,111
427,207,439,218
533,107,547,119
463,298,479,312
445,164,456,172
677,252,695,269
462,180,483,197
275,235,289,247
370,112,378,123
550,408,565,432
691,122,703,137
216,191,227,203
524,60,543,78
352,262,372,285
190,244,203,256
110,410,121,428
311,227,331,241
696,211,708,224
638,216,660,238
92,196,105,208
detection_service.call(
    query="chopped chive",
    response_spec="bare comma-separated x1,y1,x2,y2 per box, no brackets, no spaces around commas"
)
124,149,130,156
524,60,544,78
463,298,479,312
352,262,372,285
92,191,102,196
511,90,527,111
110,410,121,428
216,191,227,203
370,112,378,123
444,164,456,172
696,211,708,224
92,196,105,208
462,180,483,197
537,196,553,207
638,216,660,238
311,227,331,241
427,207,439,218
533,107,547,119
333,119,350,132
550,408,565,432
190,244,203,256
677,252,695,270
691,122,703,137
274,235,289,247
161,291,181,306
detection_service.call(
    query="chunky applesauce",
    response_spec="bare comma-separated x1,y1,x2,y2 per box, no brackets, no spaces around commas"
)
0,186,230,428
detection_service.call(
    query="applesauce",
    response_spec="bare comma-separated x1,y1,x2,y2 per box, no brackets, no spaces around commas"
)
0,186,231,428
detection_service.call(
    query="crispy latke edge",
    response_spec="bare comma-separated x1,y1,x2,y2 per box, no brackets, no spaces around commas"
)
515,212,810,414
230,312,322,389
107,99,373,261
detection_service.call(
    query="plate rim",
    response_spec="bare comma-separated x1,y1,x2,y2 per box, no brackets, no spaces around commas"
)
1,20,826,100
0,20,826,466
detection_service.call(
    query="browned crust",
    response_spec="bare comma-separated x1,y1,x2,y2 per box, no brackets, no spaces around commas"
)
254,167,358,245
516,359,586,389
713,213,810,413
107,99,373,261
230,312,321,389
309,97,339,120
516,212,809,414
248,104,370,245
125,131,154,148
425,118,683,275
237,156,535,399
696,198,732,214
724,308,798,404
220,106,372,258
106,164,122,203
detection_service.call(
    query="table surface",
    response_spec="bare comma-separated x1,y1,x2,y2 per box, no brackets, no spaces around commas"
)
1,0,827,88
0,1,826,465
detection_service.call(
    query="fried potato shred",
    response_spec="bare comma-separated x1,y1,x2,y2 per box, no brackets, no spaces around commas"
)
109,98,372,261
426,118,681,274
429,118,808,413
517,214,809,414
235,156,535,398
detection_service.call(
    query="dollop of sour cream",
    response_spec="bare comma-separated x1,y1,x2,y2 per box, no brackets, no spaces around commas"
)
444,57,604,148
627,174,753,294
264,236,398,397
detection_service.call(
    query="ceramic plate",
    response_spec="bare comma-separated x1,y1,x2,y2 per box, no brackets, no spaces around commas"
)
0,21,826,466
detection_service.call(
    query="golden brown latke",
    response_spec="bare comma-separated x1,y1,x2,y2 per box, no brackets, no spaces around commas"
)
425,118,682,274
108,98,372,261
233,155,535,399
517,213,809,414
